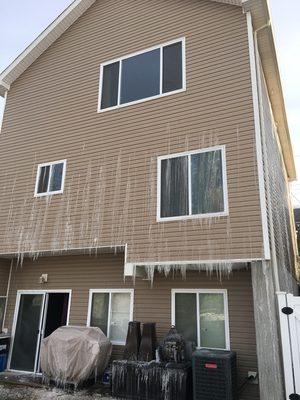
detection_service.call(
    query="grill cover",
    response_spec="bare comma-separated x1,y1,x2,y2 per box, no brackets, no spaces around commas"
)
40,326,112,386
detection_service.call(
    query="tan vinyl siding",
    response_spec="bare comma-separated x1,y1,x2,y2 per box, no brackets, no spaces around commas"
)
0,260,10,296
5,254,258,399
0,0,263,263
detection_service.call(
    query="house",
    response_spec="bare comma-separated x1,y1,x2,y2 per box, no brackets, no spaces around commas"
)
0,0,298,398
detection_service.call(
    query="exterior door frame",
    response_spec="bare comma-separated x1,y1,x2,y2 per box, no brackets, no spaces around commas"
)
8,289,72,373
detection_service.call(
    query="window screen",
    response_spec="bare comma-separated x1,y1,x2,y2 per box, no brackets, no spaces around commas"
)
159,148,226,219
199,293,226,349
90,293,109,336
37,165,50,194
49,163,64,192
110,293,131,342
191,150,224,215
101,62,120,109
99,39,184,110
175,293,197,344
160,156,188,218
163,42,183,93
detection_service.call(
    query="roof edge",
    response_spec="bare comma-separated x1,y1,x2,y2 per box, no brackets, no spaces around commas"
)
0,0,96,97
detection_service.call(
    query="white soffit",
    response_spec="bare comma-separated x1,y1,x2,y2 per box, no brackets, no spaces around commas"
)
0,0,96,97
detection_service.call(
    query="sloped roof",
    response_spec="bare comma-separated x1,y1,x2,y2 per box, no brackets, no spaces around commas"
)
0,0,241,97
0,0,296,180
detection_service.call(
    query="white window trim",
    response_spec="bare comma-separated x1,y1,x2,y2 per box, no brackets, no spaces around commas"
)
171,288,230,350
97,37,186,113
157,145,229,222
34,159,67,197
0,296,6,332
87,289,134,346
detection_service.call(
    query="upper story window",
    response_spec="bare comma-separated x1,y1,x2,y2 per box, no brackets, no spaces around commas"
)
34,160,66,197
98,38,185,111
157,146,228,221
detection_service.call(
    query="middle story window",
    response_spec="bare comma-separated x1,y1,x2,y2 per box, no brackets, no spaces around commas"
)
88,289,134,345
34,160,66,197
157,146,228,221
98,38,185,111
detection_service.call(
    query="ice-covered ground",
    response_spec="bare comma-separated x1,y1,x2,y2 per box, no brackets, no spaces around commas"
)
0,383,115,400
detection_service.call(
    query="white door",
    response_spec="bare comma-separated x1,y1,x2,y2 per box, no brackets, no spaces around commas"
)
278,292,300,399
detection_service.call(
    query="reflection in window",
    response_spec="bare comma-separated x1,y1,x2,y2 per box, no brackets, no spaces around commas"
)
99,39,184,110
35,161,66,196
159,147,226,219
121,49,160,104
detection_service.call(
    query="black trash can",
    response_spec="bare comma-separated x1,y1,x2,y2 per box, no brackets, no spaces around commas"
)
0,334,10,372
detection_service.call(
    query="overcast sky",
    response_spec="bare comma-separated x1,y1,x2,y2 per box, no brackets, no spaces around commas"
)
0,0,299,206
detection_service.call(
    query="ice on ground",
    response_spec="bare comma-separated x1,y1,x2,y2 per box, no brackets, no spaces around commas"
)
0,383,114,400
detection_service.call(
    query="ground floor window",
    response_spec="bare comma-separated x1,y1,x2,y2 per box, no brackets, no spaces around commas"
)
172,289,230,350
88,289,134,345
0,297,6,331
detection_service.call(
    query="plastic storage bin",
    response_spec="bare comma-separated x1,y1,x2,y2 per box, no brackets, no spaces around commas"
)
0,335,10,372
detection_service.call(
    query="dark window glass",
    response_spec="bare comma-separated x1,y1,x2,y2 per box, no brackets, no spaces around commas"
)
10,294,44,372
175,293,197,344
191,150,224,215
90,293,109,335
49,163,64,192
160,156,188,218
101,62,120,109
120,49,160,104
163,42,183,93
37,165,50,194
